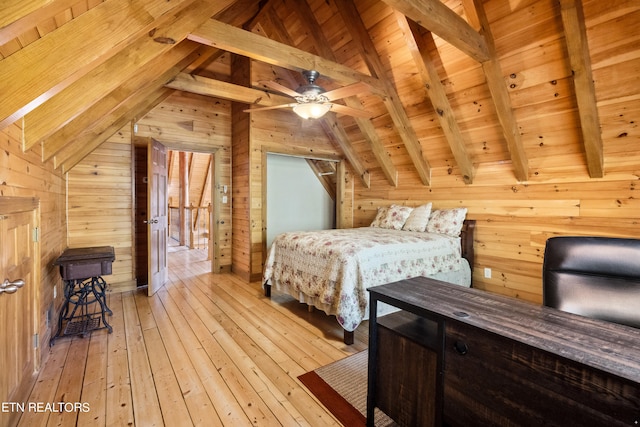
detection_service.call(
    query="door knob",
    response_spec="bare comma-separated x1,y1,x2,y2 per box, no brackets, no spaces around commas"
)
143,219,158,224
1,278,25,294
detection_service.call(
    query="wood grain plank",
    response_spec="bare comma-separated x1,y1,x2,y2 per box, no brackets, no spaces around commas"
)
145,286,221,425
46,337,89,427
0,0,78,44
0,0,197,129
105,293,135,427
122,292,164,426
17,340,71,427
161,284,282,425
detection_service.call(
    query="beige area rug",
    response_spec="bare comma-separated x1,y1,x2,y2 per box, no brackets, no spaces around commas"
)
298,351,395,426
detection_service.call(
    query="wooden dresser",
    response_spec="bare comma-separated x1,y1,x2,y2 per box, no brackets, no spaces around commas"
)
367,277,640,427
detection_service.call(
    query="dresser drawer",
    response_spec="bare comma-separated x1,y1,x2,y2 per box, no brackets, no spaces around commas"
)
443,320,640,427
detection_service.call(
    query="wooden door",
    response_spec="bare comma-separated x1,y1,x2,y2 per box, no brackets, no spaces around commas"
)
0,197,39,427
147,139,168,296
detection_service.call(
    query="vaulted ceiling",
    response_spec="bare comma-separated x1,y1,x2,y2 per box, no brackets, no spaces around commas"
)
1,0,636,185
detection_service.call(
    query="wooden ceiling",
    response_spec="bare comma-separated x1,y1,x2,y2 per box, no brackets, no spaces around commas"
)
0,0,636,186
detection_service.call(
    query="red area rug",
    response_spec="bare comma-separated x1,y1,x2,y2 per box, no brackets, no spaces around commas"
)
298,351,394,426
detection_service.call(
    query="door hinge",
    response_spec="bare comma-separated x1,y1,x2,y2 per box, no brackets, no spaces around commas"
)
32,227,40,242
33,333,39,349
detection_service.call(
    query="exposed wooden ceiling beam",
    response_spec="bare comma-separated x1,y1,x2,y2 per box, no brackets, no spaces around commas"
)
335,0,431,186
186,0,269,76
559,0,604,178
255,9,373,188
187,19,385,94
397,14,476,184
165,72,292,106
180,46,225,75
0,0,218,130
56,88,174,172
0,0,79,45
274,0,380,187
23,0,236,151
43,43,203,161
288,0,398,188
464,0,529,182
379,0,490,63
320,115,371,188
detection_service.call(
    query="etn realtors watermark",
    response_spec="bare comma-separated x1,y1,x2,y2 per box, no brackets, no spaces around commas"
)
2,401,90,413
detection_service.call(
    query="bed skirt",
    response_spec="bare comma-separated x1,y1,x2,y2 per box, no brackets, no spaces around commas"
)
275,258,471,325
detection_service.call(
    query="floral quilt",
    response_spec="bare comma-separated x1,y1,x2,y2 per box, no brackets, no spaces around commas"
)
263,227,466,331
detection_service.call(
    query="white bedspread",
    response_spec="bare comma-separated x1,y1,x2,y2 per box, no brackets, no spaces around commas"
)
263,227,470,331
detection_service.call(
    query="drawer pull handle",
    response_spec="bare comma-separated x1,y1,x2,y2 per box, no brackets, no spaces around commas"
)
454,341,468,355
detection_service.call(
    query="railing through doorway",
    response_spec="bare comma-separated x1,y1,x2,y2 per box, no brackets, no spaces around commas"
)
168,204,211,252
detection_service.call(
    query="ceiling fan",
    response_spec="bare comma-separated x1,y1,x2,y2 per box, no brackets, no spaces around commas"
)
244,70,372,119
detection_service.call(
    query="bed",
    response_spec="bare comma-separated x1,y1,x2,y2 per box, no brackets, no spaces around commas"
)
263,205,475,344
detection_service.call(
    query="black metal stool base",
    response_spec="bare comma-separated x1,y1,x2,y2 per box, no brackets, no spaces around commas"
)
50,275,113,346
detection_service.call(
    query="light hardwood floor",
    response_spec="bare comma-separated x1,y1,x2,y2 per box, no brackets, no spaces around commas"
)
19,246,368,426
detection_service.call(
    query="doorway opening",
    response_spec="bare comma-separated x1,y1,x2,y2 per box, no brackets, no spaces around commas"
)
133,142,215,288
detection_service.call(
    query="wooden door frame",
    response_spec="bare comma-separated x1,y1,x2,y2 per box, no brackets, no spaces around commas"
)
210,151,221,273
136,141,221,274
260,148,346,265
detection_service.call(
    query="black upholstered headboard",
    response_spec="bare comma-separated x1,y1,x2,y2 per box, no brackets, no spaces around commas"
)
542,236,640,329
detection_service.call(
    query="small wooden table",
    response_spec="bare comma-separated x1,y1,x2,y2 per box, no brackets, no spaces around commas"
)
367,277,640,426
50,246,115,345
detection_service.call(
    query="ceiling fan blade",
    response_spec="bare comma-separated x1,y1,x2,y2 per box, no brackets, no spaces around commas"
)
258,80,300,98
322,82,371,101
243,103,297,113
330,103,373,118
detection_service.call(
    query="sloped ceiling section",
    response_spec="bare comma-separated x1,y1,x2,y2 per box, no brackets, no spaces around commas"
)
0,0,618,183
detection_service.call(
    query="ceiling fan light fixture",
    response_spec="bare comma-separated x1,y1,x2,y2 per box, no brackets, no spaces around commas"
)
292,102,332,119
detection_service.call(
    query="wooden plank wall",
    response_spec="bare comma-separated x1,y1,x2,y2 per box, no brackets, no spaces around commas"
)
67,125,136,293
0,122,67,359
352,180,639,303
345,0,640,303
135,91,228,152
213,147,232,271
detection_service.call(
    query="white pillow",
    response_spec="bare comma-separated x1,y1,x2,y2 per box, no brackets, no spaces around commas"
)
402,203,433,232
370,205,413,230
426,208,467,237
